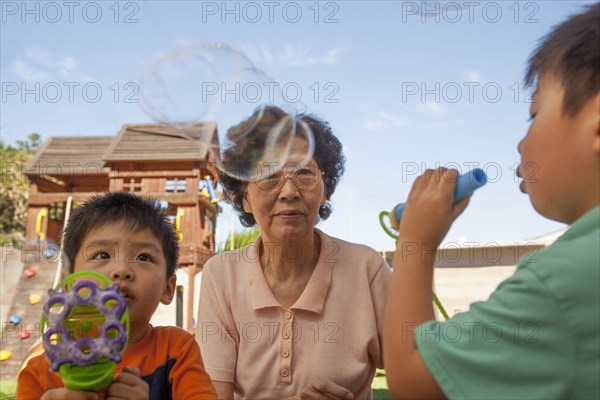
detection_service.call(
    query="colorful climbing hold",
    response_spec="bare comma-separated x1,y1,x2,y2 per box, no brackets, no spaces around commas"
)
9,314,22,324
20,329,31,340
29,294,42,304
0,350,11,361
25,267,38,278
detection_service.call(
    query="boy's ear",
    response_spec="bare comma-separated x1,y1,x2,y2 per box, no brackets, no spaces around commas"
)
593,94,600,155
578,91,600,155
160,275,177,305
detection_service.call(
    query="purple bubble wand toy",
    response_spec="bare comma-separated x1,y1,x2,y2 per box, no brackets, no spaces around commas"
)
41,271,129,391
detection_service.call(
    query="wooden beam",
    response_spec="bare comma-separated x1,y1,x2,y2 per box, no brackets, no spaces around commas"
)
29,192,217,211
109,170,200,179
28,193,99,205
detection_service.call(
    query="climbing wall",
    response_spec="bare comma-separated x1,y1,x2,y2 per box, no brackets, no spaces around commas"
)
0,243,57,381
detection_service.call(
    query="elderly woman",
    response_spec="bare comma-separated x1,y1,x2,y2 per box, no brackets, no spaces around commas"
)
196,106,390,400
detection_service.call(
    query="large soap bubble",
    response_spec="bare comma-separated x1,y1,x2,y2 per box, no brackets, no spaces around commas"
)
139,43,314,181
139,43,253,125
216,102,315,181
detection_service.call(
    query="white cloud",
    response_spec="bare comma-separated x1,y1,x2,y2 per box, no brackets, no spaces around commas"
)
417,101,445,115
10,47,80,81
465,69,482,83
241,43,348,69
363,110,409,131
10,60,50,81
361,106,463,132
414,119,465,131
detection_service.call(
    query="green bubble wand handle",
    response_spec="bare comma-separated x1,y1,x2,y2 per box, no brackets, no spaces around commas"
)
380,211,450,320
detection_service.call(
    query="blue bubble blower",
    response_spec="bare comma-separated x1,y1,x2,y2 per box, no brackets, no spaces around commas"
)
378,168,488,319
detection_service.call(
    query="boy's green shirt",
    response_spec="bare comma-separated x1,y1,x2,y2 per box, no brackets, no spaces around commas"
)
415,205,600,399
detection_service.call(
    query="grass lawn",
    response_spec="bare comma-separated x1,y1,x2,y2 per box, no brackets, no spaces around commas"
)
0,372,391,400
0,380,16,400
372,369,392,400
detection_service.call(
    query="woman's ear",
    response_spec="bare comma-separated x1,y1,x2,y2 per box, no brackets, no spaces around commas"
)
321,191,327,206
242,191,252,214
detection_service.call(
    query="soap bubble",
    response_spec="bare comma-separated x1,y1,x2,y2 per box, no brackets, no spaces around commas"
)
206,67,313,180
139,43,314,181
217,104,315,181
139,43,254,126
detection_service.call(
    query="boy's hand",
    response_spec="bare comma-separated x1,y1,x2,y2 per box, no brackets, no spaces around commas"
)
40,388,100,399
399,168,470,249
106,366,149,400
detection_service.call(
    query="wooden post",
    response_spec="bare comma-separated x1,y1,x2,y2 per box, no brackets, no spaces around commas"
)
187,266,196,332
176,285,184,328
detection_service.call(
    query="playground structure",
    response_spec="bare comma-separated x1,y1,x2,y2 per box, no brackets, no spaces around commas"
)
23,123,219,328
1,123,220,381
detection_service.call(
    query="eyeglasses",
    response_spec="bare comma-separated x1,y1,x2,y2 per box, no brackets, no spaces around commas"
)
255,165,324,193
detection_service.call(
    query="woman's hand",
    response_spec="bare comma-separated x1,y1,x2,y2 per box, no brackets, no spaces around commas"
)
295,377,354,400
106,366,149,400
399,168,470,249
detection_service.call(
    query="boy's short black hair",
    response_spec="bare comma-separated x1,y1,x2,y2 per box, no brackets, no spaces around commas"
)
62,192,179,278
525,3,600,116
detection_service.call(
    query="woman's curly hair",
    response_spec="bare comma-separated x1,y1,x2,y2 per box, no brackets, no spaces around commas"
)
219,106,345,227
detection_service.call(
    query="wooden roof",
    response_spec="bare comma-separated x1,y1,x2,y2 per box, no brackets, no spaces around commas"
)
103,123,214,162
24,136,113,176
25,123,217,176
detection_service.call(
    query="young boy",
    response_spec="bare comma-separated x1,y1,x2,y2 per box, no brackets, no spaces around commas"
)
17,192,217,400
384,4,599,399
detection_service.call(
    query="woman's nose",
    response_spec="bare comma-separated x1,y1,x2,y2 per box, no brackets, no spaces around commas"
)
278,178,301,200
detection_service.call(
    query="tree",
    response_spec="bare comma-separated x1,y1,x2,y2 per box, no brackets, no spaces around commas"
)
15,133,41,153
222,226,261,251
0,134,41,245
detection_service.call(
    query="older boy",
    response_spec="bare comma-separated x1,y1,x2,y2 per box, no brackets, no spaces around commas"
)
384,4,599,399
17,192,217,400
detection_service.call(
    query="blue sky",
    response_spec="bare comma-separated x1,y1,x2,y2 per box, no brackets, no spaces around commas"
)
1,0,592,250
